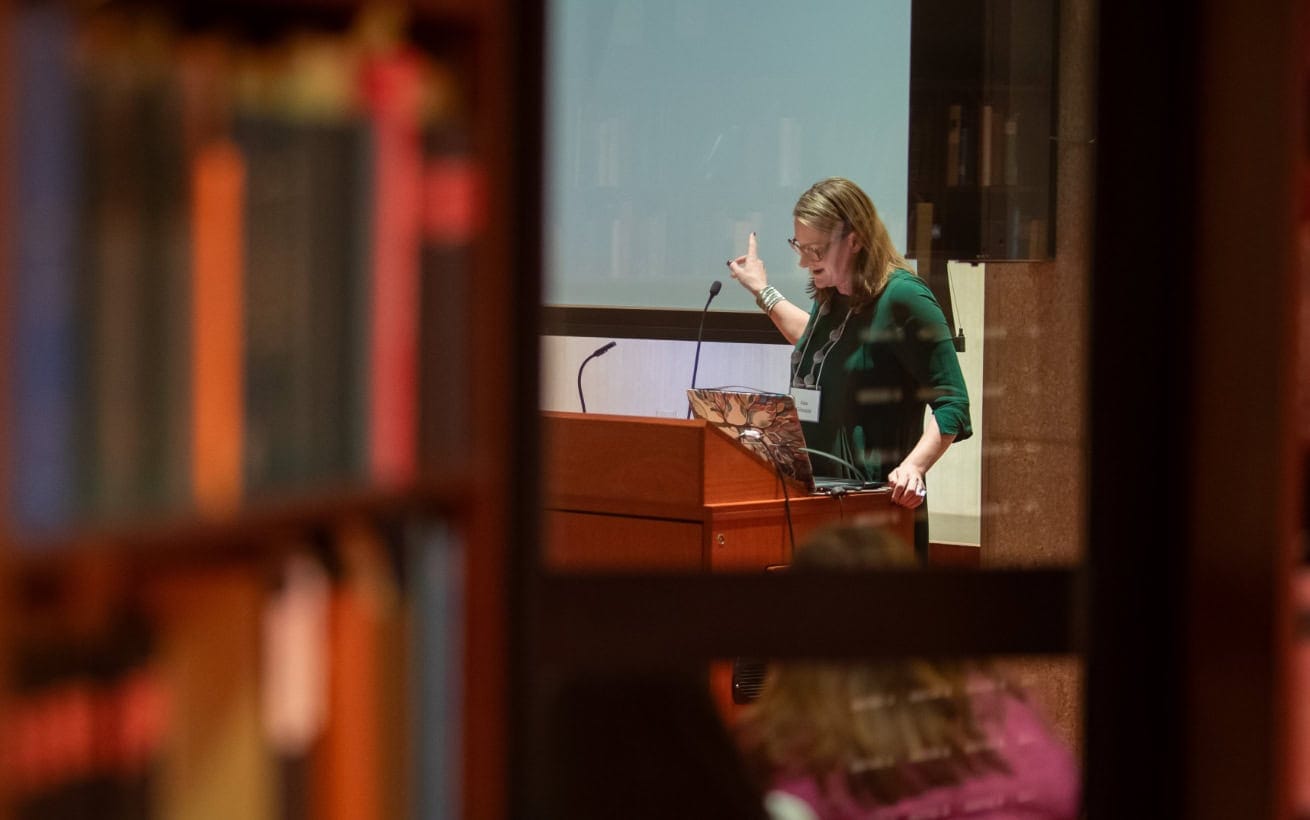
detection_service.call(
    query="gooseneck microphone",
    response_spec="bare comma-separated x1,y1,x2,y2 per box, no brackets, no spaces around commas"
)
686,280,722,418
577,340,616,413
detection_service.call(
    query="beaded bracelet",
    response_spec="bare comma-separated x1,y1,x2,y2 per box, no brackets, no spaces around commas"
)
755,285,786,314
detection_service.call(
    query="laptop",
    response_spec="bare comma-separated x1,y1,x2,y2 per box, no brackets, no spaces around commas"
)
685,388,874,494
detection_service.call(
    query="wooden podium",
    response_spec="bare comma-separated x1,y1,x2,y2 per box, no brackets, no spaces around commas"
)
542,411,914,572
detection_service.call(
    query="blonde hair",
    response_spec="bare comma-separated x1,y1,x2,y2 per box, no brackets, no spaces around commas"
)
793,177,912,311
736,526,1014,806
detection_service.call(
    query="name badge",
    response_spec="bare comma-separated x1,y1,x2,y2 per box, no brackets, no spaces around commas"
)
791,387,821,422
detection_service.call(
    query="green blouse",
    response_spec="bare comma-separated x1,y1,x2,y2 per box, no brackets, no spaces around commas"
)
791,269,972,483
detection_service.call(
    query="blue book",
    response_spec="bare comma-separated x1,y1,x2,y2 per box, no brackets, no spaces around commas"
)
11,5,79,535
407,519,465,820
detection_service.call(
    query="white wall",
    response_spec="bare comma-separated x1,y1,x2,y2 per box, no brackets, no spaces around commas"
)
929,262,984,544
542,336,791,419
540,261,985,543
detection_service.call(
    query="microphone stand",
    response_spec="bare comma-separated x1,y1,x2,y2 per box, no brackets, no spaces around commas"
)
686,280,722,418
577,341,616,413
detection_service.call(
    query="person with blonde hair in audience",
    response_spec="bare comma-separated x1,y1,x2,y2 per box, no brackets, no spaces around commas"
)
736,525,1080,819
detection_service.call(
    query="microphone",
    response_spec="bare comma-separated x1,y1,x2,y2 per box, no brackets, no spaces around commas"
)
686,280,722,418
577,341,616,413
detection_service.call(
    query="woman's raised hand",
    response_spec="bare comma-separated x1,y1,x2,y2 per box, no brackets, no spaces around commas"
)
727,231,768,296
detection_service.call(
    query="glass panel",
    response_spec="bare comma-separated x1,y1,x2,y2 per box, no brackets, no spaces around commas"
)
535,0,1094,810
540,0,1091,570
534,655,1084,818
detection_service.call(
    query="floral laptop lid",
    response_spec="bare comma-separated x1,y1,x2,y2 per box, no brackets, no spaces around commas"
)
685,388,819,491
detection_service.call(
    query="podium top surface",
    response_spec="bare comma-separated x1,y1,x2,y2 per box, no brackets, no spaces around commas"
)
542,411,790,519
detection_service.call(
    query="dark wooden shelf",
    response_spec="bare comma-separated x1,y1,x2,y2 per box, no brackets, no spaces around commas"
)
5,476,470,575
907,0,1058,262
915,184,1047,195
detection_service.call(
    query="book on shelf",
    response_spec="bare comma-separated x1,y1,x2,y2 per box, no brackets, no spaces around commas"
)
153,567,276,820
190,140,247,513
11,2,78,535
979,104,994,187
77,18,193,523
407,519,465,820
361,48,426,488
235,109,374,496
6,5,477,537
78,38,147,522
133,60,194,520
313,521,393,820
237,113,320,497
419,115,479,471
5,511,461,819
945,104,962,187
7,567,167,820
303,118,374,487
181,37,245,515
1003,113,1020,187
913,201,935,265
5,6,484,820
261,549,330,820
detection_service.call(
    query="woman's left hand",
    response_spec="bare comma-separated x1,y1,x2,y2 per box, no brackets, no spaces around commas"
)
887,464,927,509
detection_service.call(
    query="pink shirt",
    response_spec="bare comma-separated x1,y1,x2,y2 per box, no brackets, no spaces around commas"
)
768,689,1080,820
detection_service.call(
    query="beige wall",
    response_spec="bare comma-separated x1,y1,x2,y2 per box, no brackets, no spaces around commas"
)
980,0,1097,756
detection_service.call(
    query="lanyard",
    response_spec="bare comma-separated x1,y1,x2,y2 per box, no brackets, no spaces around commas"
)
792,305,855,389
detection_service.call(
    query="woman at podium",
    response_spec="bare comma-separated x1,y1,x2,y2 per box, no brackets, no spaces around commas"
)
726,177,970,558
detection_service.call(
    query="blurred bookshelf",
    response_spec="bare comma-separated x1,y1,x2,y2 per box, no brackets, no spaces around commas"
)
0,0,519,818
906,0,1058,264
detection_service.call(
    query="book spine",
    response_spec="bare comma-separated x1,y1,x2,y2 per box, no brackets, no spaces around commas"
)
236,115,316,494
408,521,464,820
945,104,961,187
261,551,331,820
348,127,376,478
134,74,192,514
1003,113,1020,186
419,120,480,470
11,3,78,534
314,525,394,820
81,41,147,521
958,120,970,186
362,52,426,486
304,120,372,484
190,141,246,511
913,202,934,265
153,570,276,820
9,594,166,819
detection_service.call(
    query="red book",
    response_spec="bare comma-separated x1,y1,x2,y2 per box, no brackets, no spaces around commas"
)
360,50,426,486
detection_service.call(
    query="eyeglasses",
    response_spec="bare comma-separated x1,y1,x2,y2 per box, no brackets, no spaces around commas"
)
788,236,835,263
